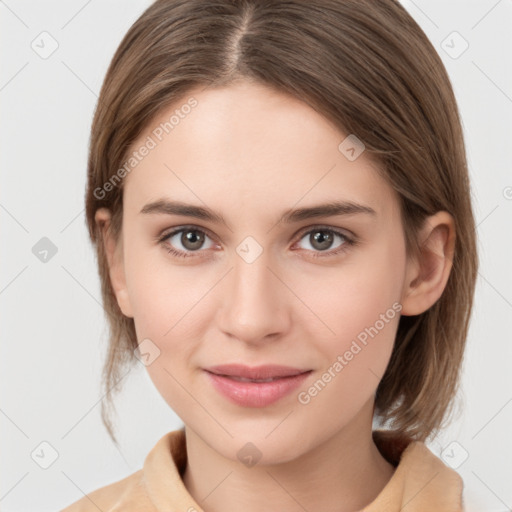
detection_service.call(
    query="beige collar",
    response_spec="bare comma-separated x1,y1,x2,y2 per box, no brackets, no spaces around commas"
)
141,428,464,511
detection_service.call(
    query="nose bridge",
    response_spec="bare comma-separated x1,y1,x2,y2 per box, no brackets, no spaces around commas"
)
218,243,288,341
233,249,271,301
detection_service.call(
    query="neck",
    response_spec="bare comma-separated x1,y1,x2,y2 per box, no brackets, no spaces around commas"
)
182,398,395,512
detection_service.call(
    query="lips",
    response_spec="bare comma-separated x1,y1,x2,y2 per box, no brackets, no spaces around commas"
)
204,364,313,407
205,364,311,380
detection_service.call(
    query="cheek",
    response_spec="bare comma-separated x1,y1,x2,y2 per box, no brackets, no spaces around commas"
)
294,237,405,388
302,241,404,339
295,263,402,422
123,242,211,415
123,238,224,366
124,239,208,335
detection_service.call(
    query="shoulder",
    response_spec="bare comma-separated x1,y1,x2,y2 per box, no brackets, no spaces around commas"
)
371,430,464,511
60,429,185,512
60,469,155,512
402,440,464,484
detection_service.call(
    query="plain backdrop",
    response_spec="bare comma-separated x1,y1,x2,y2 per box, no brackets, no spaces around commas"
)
1,1,511,510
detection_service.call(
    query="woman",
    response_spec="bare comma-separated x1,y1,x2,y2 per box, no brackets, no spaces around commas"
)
62,0,478,510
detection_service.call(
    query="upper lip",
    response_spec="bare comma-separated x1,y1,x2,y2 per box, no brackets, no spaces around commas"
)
205,364,311,380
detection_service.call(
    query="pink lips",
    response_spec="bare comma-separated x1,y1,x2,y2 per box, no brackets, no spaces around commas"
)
204,364,312,407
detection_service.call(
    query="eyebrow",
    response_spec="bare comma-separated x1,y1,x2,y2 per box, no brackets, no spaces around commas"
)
139,198,377,226
279,201,376,223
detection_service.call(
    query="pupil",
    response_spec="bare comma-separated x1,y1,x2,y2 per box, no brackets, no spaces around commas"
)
183,230,204,250
312,230,333,250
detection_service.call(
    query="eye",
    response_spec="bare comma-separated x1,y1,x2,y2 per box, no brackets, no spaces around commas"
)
157,225,357,260
294,226,356,258
158,226,217,258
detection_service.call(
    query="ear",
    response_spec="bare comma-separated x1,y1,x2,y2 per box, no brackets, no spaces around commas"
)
94,207,134,318
400,211,456,316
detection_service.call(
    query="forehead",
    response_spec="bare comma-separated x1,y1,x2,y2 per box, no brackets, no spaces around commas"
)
122,81,398,220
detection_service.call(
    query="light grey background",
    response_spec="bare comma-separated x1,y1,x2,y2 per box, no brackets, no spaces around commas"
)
1,1,511,510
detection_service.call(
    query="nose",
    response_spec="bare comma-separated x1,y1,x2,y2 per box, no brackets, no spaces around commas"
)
216,248,291,345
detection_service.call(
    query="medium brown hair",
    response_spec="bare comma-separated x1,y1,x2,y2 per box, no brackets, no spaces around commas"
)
85,0,478,445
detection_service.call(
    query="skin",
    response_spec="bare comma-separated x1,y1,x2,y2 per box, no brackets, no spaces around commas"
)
95,80,455,512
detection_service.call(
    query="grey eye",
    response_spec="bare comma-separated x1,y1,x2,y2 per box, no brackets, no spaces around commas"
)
167,229,214,252
297,229,346,252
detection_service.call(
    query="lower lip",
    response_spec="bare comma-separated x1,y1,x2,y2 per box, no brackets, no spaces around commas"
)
205,370,312,407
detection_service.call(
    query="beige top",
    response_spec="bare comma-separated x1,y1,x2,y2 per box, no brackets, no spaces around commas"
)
61,428,464,511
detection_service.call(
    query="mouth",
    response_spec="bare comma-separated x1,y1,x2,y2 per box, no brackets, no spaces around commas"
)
214,375,296,383
204,364,313,407
205,363,312,380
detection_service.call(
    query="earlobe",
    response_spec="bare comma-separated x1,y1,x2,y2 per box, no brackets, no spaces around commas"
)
94,208,134,318
400,211,456,316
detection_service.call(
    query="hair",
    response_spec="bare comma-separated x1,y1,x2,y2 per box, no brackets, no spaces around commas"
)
85,0,478,446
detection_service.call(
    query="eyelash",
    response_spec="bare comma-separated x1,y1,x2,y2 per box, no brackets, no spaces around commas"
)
157,225,358,260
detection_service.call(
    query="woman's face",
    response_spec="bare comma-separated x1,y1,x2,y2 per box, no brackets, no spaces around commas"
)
103,80,413,463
